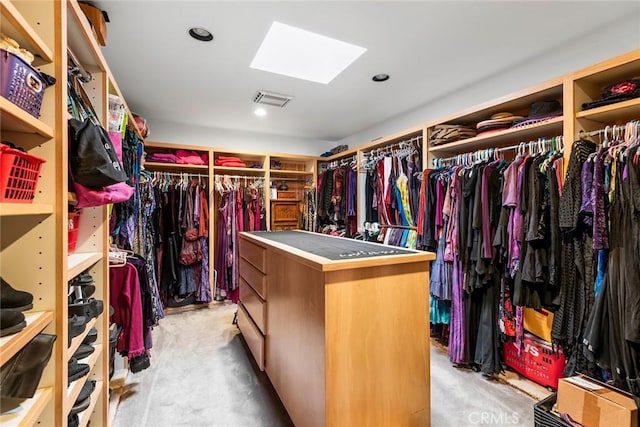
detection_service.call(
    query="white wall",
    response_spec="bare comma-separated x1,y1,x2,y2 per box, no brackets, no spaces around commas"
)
148,120,335,156
338,12,640,148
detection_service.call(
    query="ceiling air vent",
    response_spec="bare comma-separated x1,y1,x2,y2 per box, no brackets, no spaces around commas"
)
253,90,293,108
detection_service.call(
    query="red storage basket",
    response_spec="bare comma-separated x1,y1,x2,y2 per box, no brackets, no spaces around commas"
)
503,333,566,389
0,143,45,203
68,212,80,253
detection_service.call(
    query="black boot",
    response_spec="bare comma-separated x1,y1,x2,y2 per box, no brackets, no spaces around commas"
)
0,278,33,311
68,358,90,385
0,333,56,399
0,310,26,337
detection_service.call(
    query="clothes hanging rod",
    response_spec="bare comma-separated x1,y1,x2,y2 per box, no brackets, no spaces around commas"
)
378,224,417,230
432,135,563,166
147,171,208,177
579,120,638,138
362,135,423,157
214,174,263,180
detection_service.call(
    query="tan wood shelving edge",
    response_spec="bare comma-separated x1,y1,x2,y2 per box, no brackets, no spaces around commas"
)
575,97,640,122
0,0,53,62
429,116,564,154
0,98,55,137
67,252,102,279
0,387,53,427
0,203,54,217
144,161,208,171
0,311,54,364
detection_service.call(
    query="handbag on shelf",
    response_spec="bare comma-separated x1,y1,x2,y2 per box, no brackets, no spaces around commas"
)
68,118,128,189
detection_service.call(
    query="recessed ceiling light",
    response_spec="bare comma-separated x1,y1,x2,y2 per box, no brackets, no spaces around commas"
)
250,21,367,84
188,27,213,42
254,108,267,117
372,74,390,82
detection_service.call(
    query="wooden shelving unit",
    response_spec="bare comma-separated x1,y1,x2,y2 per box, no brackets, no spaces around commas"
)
575,97,640,123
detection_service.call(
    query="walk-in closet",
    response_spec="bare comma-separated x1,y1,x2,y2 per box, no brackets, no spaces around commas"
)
1,1,640,426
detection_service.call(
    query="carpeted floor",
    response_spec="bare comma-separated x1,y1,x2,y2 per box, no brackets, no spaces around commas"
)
112,303,538,426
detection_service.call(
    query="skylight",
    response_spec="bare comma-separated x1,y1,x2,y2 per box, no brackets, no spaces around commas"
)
250,22,367,84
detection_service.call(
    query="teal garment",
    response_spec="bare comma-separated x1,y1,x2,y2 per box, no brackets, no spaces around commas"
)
430,292,451,325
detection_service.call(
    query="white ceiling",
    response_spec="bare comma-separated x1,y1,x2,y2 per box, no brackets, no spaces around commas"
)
94,1,639,142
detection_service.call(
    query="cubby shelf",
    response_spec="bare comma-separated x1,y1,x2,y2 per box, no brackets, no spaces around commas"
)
575,98,640,123
429,117,564,154
0,0,53,63
67,317,98,360
77,380,103,427
213,166,266,174
0,203,54,217
0,386,53,427
0,311,54,365
269,170,314,176
66,344,102,409
144,161,208,171
0,98,54,138
67,252,102,280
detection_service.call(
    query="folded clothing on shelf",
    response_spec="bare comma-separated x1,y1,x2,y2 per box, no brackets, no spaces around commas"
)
175,149,206,165
582,78,640,110
215,156,247,167
146,153,179,163
429,124,477,146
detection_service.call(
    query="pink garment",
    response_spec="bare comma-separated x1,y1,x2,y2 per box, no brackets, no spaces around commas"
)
108,131,123,163
110,262,145,358
176,150,205,165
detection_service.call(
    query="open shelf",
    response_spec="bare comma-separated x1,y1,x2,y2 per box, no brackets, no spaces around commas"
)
67,252,102,279
0,98,54,138
143,161,208,172
66,0,107,72
0,311,53,365
66,344,102,409
576,98,640,123
0,203,54,217
429,117,564,154
67,317,98,358
0,386,53,427
77,380,103,427
269,170,314,176
213,166,265,175
0,0,53,63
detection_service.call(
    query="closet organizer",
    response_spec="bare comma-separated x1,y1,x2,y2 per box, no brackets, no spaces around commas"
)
1,1,146,426
422,49,640,395
141,142,318,309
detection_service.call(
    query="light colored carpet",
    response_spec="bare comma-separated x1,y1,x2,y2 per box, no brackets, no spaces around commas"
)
112,303,539,426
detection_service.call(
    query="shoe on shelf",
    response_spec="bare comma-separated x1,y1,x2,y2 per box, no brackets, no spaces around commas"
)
82,328,97,345
68,298,103,320
73,343,95,360
67,358,90,385
70,271,94,286
68,315,87,347
0,333,56,399
0,396,26,413
0,278,33,311
0,310,26,337
70,379,95,414
69,284,96,303
68,413,79,427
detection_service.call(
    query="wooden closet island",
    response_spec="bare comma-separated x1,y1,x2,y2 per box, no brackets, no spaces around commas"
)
238,230,436,427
